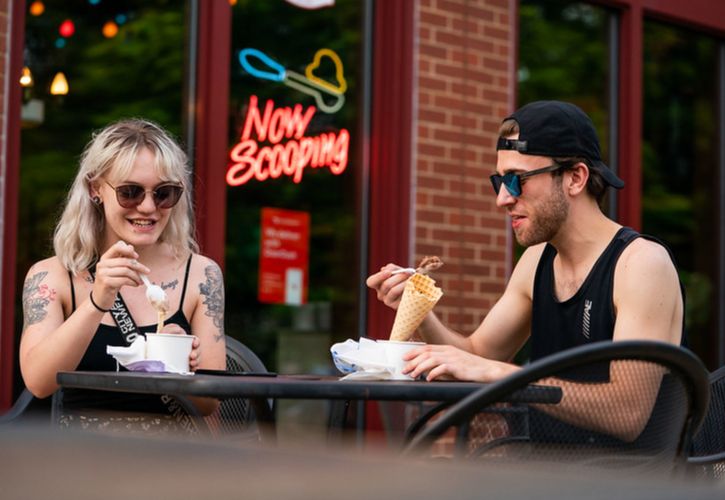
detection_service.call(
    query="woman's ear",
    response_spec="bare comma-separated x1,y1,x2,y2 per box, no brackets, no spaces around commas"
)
566,162,589,196
87,179,103,205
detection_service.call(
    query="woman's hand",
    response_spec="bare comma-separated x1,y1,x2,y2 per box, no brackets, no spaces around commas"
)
92,240,150,310
365,263,412,310
158,323,201,371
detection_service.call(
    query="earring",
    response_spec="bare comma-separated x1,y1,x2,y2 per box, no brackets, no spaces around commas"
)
92,196,101,205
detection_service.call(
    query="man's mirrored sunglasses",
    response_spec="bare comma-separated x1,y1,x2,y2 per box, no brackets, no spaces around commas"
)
490,163,568,198
105,181,184,209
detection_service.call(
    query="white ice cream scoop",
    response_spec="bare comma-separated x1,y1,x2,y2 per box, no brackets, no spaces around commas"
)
139,273,169,312
139,273,169,333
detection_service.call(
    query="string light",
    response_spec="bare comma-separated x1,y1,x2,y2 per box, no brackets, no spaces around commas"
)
50,72,69,96
102,21,119,38
29,1,45,16
20,67,34,87
55,38,66,49
229,0,238,5
59,19,75,38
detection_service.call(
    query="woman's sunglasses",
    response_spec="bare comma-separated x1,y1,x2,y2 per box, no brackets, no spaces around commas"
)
489,163,568,198
105,181,184,209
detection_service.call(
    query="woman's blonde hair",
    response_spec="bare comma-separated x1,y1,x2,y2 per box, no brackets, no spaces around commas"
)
54,118,199,274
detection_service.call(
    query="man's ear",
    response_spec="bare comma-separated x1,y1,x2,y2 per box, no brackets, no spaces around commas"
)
566,162,589,196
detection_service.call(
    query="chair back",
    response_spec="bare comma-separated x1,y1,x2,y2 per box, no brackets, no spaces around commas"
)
0,388,52,427
404,341,709,474
688,365,725,478
203,335,272,442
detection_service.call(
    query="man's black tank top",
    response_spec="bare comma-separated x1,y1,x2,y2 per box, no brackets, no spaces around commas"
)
530,226,685,362
528,228,686,447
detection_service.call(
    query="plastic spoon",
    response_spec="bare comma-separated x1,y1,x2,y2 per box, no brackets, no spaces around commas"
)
390,267,416,275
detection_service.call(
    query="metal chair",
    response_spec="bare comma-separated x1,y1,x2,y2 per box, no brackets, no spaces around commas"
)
203,335,274,443
688,365,725,479
403,341,710,474
0,388,52,427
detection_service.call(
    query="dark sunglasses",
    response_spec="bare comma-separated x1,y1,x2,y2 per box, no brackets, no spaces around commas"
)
490,163,568,198
105,181,183,209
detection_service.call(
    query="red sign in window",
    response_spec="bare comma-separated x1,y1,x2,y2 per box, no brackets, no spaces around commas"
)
258,207,310,305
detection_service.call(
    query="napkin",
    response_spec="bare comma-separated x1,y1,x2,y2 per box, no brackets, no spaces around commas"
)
106,337,192,375
330,338,397,380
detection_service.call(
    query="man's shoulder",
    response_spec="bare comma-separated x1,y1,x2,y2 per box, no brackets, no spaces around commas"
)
619,236,675,268
615,236,679,290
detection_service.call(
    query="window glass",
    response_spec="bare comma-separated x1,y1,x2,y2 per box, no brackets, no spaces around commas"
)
17,0,188,389
226,1,365,377
519,0,611,162
642,21,719,367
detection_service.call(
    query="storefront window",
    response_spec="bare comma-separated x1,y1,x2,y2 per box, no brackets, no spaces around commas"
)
642,21,719,367
518,0,612,162
16,0,189,389
226,1,366,378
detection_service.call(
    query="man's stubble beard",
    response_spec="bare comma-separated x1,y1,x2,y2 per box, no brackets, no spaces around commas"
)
513,181,569,247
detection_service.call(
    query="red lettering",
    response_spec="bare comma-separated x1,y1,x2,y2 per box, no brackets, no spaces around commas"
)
229,95,350,186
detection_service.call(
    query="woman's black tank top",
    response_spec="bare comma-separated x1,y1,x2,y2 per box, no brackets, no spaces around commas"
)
69,256,194,371
62,257,193,413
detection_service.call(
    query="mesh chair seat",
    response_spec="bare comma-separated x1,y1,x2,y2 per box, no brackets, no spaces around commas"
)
404,341,709,475
203,336,273,443
688,365,725,479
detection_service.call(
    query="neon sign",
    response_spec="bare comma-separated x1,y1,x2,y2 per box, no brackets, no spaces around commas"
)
227,95,350,186
238,47,347,114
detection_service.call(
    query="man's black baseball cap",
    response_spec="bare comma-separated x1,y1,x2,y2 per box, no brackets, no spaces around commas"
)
496,100,624,189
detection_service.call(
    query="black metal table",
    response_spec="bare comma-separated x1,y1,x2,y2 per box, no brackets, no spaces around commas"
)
56,371,561,443
57,371,560,402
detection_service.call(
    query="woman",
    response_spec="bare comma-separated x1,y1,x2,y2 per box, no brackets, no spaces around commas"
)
19,119,226,417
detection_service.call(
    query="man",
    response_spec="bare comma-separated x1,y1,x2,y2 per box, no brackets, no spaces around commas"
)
366,100,684,385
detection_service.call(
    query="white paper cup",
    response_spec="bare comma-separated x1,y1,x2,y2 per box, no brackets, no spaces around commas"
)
145,333,195,373
377,340,425,380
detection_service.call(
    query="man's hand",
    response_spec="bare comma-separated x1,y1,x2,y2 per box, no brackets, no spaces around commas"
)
402,344,519,382
365,263,412,310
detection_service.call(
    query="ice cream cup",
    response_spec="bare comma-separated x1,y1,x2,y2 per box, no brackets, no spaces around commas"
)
377,340,426,380
145,333,195,373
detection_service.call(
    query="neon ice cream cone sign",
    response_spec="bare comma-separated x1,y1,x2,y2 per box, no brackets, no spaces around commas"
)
227,47,350,187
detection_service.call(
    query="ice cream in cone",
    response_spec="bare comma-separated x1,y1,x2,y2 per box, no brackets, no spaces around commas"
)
390,272,443,341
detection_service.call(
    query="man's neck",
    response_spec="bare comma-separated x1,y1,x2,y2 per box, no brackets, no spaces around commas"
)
549,205,622,270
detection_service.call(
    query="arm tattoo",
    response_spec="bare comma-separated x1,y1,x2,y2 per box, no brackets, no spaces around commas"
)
199,265,225,342
22,272,56,328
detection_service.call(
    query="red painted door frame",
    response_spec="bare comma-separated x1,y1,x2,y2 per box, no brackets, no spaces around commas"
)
593,0,725,228
1,1,27,411
193,0,230,269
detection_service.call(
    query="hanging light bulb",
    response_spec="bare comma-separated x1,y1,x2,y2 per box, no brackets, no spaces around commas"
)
50,72,69,96
29,1,45,16
59,19,75,38
20,67,34,87
229,0,238,5
102,21,119,38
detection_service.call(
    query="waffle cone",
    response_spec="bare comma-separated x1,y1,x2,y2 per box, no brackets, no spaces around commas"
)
390,273,443,341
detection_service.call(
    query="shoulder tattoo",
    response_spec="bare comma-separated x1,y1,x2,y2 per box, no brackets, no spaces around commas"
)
22,271,56,328
199,264,225,342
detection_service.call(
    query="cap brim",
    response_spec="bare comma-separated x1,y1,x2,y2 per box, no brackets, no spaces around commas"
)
593,160,624,189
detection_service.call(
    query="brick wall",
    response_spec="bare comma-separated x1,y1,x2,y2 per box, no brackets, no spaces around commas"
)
414,0,514,334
